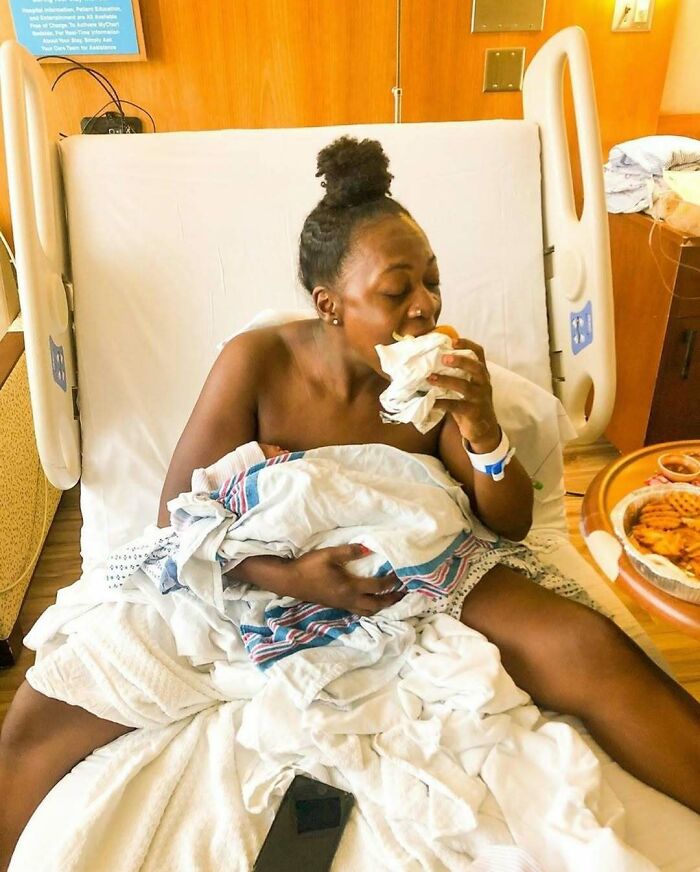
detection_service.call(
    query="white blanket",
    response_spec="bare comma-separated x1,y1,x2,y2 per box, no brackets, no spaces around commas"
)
20,447,662,871
22,596,656,872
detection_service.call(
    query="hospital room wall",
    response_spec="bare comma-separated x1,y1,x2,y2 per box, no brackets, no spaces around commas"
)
0,0,683,241
657,0,700,138
399,0,681,184
0,0,399,242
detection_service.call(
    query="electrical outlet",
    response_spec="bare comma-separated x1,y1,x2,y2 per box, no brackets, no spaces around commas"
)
80,112,143,134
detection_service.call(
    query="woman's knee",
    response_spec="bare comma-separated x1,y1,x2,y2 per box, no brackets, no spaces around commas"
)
461,567,640,711
553,606,630,678
529,606,644,714
1,683,56,756
1,682,130,765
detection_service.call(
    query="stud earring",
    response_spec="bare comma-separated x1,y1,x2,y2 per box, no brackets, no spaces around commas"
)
332,318,340,326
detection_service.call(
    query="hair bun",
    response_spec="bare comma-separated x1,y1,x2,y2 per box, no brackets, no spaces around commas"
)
316,136,393,208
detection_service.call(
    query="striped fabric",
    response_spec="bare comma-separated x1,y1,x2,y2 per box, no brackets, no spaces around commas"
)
212,451,497,670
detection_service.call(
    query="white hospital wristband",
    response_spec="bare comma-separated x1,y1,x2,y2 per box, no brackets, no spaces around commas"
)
463,429,515,481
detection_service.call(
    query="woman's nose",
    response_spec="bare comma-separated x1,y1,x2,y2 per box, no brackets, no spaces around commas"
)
410,285,439,320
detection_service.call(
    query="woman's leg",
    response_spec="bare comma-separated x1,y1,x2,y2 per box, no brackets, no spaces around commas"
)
461,564,700,813
0,682,132,871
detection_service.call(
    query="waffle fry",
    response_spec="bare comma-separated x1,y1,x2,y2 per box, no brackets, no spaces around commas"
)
630,494,700,579
640,514,682,530
633,525,670,546
666,491,700,516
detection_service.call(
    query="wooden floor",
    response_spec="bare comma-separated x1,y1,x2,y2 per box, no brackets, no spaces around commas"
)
2,440,699,724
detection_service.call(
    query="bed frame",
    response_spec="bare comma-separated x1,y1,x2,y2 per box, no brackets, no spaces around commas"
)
0,26,614,491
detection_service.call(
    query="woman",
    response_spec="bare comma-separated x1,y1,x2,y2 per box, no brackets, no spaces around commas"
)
1,136,699,869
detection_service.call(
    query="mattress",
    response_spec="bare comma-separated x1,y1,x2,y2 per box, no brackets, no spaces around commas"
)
58,120,551,568
11,538,699,872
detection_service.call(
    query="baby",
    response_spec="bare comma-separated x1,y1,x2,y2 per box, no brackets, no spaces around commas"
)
191,442,288,494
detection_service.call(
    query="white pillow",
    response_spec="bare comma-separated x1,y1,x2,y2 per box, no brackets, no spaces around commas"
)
225,310,575,535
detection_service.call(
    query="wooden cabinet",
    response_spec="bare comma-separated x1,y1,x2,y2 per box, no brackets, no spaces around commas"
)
606,212,700,452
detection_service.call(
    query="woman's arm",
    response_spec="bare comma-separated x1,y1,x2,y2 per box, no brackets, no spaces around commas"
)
439,416,533,541
231,546,403,617
157,332,403,615
431,339,533,542
157,333,263,526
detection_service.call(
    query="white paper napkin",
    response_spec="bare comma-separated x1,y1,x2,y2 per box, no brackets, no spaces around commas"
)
376,332,478,433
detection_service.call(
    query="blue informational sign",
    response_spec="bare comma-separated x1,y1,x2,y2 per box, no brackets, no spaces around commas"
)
10,0,140,58
570,300,593,356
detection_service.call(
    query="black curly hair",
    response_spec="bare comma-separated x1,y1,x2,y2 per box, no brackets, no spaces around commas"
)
298,136,410,293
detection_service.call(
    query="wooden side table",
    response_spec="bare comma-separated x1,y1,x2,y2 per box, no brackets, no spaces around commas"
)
581,440,700,639
605,213,700,452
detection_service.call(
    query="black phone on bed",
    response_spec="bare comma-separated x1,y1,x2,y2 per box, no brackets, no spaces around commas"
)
252,774,354,872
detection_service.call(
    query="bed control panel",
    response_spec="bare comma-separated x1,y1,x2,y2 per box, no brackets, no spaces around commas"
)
570,301,593,355
49,335,67,391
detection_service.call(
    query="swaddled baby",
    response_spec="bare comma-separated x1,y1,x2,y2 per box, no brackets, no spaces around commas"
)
171,434,594,671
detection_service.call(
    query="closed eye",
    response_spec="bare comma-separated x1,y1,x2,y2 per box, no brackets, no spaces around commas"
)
382,283,411,298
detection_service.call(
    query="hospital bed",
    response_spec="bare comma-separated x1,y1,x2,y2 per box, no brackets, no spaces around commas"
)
2,25,699,871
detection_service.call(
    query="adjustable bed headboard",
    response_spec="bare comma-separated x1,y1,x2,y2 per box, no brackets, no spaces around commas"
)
0,27,614,552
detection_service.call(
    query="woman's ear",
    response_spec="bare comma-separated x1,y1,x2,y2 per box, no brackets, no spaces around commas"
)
312,286,343,326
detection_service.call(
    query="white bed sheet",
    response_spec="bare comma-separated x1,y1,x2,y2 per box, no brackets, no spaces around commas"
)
12,538,699,872
58,120,551,569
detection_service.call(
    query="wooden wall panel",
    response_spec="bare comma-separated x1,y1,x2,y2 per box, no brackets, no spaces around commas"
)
400,0,681,159
0,1,685,244
0,0,396,239
658,114,700,138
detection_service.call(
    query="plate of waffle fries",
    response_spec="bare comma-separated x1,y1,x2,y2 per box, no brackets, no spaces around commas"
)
611,485,700,603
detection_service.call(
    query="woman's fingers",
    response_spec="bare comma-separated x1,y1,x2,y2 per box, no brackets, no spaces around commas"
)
356,592,404,615
451,337,486,365
354,574,401,595
439,352,489,384
328,543,371,565
308,546,404,614
341,569,404,613
428,373,482,398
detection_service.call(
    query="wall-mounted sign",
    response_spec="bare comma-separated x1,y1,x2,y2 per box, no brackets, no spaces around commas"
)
9,0,146,62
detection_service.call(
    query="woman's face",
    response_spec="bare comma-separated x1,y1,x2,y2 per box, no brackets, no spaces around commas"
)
331,213,443,373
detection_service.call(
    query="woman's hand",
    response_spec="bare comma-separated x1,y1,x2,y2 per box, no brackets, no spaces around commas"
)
428,338,500,452
433,337,534,541
231,545,403,617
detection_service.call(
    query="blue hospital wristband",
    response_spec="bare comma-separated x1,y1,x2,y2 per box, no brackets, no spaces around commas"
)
463,428,515,481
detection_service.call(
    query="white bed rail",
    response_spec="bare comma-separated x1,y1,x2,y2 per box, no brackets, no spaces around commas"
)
523,26,615,443
0,41,80,488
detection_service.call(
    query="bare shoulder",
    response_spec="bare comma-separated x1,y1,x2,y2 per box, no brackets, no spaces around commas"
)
158,321,314,524
215,325,290,378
